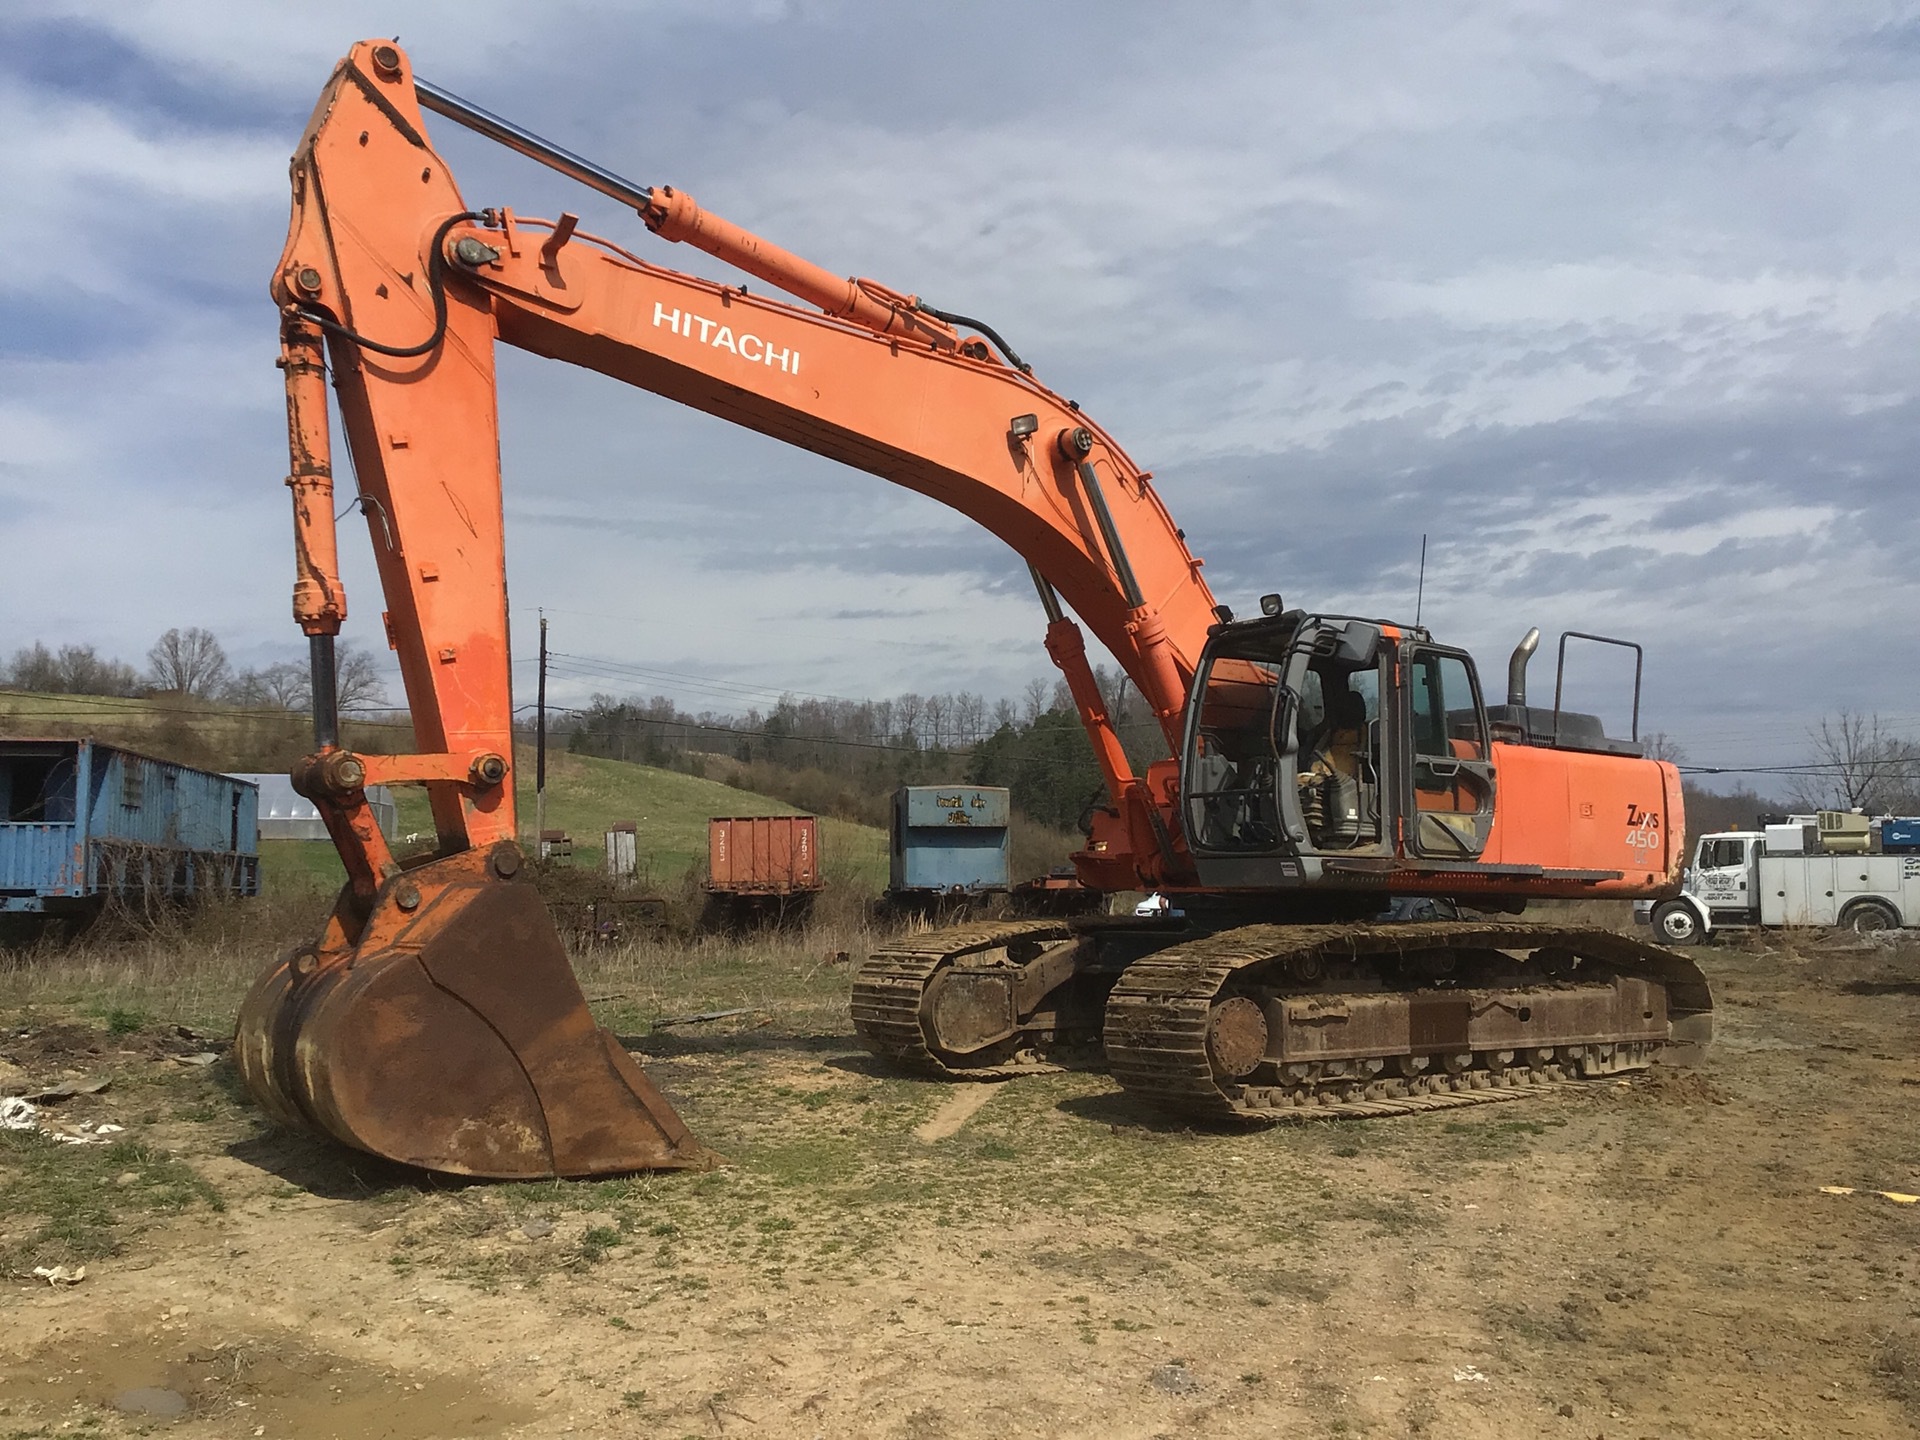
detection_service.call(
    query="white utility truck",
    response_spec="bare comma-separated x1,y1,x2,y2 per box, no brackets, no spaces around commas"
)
1638,812,1920,943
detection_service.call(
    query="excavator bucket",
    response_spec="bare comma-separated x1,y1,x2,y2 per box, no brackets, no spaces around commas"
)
234,845,712,1179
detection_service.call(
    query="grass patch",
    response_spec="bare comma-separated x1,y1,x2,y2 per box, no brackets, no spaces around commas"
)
0,1130,223,1273
1874,1327,1920,1419
1436,1115,1564,1159
1485,1300,1590,1347
574,1225,622,1267
1344,1195,1439,1237
394,1062,1340,1296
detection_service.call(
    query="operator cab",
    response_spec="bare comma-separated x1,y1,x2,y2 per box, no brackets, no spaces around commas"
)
1179,609,1497,889
1179,611,1649,891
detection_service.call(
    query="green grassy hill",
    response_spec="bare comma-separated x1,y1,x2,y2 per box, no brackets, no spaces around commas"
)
502,745,883,888
271,748,884,896
0,690,887,897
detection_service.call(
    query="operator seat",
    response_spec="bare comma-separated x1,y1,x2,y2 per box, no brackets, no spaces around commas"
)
1299,690,1375,847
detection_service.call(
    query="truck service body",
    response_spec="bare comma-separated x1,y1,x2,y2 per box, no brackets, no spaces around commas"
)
1641,819,1920,942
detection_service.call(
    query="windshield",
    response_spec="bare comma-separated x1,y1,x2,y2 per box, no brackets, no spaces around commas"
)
1185,632,1290,852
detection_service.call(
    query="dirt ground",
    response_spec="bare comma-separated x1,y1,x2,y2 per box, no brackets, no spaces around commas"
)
2,929,1918,1439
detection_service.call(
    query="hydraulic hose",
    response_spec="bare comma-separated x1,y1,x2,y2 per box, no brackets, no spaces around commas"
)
293,212,484,358
914,301,1030,373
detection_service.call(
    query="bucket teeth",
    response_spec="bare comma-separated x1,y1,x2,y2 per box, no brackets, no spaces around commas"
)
235,852,713,1179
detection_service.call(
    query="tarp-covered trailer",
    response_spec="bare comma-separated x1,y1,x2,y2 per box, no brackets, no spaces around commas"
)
0,738,259,922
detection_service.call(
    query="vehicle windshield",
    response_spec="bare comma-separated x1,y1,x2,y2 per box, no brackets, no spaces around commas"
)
1185,631,1290,851
1185,620,1387,854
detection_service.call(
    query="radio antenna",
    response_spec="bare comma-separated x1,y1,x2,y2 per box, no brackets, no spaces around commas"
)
1415,534,1428,627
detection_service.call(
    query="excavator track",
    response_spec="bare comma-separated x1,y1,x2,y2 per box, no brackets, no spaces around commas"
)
1104,920,1713,1122
851,919,1085,1077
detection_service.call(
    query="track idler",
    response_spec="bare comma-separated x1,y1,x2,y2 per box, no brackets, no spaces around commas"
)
235,842,712,1179
851,920,1094,1075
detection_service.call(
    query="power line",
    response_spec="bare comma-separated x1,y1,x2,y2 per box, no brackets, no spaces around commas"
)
1680,761,1920,777
545,651,907,709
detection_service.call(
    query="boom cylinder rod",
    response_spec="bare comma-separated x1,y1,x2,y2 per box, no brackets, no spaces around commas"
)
1028,564,1066,625
310,634,339,749
415,76,954,348
1076,462,1145,610
414,78,655,211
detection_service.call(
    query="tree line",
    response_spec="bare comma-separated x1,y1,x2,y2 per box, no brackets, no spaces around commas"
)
566,686,1920,837
562,668,1168,830
14,625,1913,829
3,628,387,712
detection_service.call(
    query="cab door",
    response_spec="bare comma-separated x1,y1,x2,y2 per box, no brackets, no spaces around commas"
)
1400,647,1496,859
1692,836,1755,919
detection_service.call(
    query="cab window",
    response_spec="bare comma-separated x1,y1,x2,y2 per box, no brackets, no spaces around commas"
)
1409,652,1486,760
1698,838,1747,869
1349,667,1379,725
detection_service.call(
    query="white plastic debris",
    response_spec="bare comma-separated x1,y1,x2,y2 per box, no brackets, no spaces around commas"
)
31,1265,86,1286
0,1096,123,1145
1452,1365,1488,1384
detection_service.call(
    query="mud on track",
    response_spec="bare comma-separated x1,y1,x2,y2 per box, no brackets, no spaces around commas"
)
2,933,1917,1438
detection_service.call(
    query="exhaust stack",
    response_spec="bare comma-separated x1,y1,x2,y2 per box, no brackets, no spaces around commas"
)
1507,626,1541,708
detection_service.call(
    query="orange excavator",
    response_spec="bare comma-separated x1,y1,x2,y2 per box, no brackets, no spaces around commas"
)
235,40,1711,1179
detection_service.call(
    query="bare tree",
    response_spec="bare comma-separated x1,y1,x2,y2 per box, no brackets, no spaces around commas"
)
3,642,59,692
147,627,230,698
334,644,390,711
1787,711,1919,813
1021,677,1051,723
953,691,986,745
265,660,315,710
227,661,311,711
1643,731,1688,765
62,645,139,696
4,641,140,696
223,669,269,707
894,692,923,747
924,693,951,750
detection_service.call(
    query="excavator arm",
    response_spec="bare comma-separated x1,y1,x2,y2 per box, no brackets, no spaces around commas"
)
236,39,1219,1177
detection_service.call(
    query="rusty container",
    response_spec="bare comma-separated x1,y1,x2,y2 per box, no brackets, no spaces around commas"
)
2,738,260,922
705,815,822,895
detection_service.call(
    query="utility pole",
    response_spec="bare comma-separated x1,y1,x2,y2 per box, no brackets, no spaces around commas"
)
535,612,548,853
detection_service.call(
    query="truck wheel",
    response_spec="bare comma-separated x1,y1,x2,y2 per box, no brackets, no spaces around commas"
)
1841,899,1901,936
1651,900,1702,945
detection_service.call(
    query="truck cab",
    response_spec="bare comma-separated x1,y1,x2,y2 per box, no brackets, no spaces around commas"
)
1644,831,1764,943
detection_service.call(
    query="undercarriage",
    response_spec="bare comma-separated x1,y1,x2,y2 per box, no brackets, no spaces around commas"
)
851,917,1713,1121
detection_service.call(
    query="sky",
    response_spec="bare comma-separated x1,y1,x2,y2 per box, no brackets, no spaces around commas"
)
4,1,1919,782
